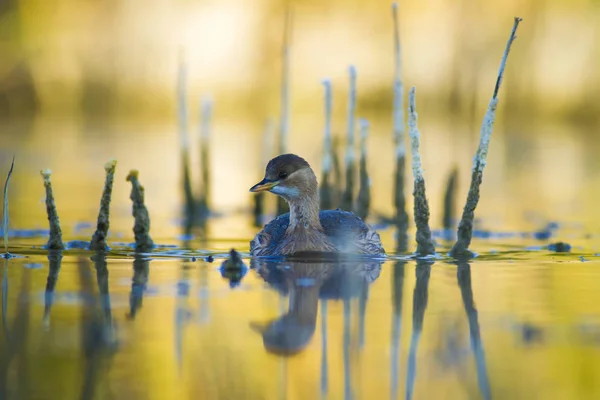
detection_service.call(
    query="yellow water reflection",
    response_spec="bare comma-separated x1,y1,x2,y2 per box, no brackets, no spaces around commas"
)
2,254,600,399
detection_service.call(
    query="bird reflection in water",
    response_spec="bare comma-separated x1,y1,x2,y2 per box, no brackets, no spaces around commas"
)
251,257,382,398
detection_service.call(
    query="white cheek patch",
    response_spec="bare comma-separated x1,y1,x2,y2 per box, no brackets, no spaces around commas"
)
270,185,300,198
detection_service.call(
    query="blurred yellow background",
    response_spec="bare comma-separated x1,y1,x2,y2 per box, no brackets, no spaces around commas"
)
0,0,598,241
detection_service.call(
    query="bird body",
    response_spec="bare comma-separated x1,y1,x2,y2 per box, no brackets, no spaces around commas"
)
250,154,384,257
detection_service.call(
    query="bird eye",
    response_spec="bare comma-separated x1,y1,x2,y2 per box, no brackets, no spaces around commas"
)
278,172,288,179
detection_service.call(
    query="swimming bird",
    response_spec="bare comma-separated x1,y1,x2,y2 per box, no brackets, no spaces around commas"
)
249,154,385,257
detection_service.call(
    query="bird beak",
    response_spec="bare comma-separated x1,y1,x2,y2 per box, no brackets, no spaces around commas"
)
250,178,279,193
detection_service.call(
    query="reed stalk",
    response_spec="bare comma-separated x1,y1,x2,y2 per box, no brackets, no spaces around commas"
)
1,157,14,256
320,79,334,210
177,60,196,223
89,160,117,251
198,95,213,216
442,167,458,239
355,118,371,219
408,87,435,256
126,170,154,252
450,17,522,258
341,65,357,211
40,169,64,250
392,3,409,252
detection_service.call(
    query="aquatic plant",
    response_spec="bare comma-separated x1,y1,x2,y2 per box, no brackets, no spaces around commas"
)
450,17,522,258
341,65,357,211
2,156,14,255
391,2,409,252
408,87,435,256
320,79,334,210
126,170,154,252
40,169,65,250
355,118,371,220
89,159,117,251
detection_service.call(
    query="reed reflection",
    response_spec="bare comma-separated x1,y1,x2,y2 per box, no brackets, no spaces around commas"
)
128,255,150,320
456,262,491,400
405,260,432,400
390,261,406,400
0,259,32,398
175,263,192,369
252,258,382,399
43,250,62,328
79,254,118,399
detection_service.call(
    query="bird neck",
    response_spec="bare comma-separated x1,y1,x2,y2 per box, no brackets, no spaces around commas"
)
287,192,322,231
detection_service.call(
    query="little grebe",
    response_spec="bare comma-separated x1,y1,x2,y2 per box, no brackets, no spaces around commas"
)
249,154,385,256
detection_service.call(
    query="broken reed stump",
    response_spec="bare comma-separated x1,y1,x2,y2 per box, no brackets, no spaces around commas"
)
89,160,117,251
355,118,370,220
391,2,409,253
40,169,65,250
126,170,154,252
320,79,334,210
341,65,357,211
450,17,522,258
408,87,435,256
